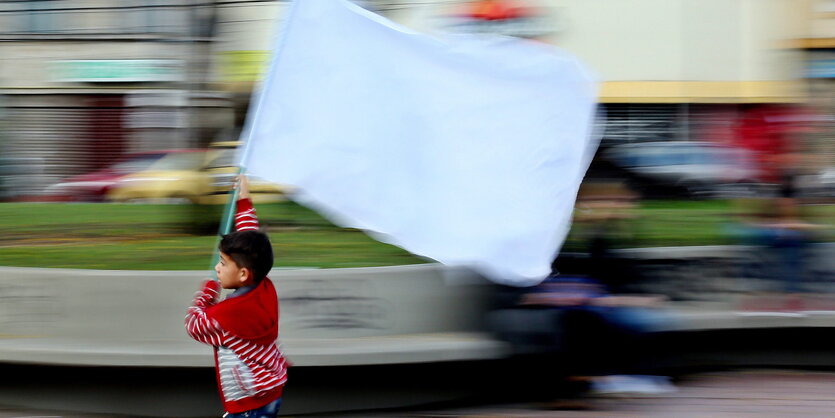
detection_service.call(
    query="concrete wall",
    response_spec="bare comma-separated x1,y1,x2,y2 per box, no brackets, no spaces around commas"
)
3,243,833,367
0,264,504,367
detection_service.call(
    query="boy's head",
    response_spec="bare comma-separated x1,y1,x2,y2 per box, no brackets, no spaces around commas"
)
216,230,274,289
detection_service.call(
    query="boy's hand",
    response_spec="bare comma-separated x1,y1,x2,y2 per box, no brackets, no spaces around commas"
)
202,279,221,293
236,174,251,200
192,279,221,307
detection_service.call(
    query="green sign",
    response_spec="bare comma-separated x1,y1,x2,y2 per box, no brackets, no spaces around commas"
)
53,60,183,82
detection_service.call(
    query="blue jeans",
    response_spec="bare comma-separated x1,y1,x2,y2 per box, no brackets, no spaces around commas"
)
224,398,282,418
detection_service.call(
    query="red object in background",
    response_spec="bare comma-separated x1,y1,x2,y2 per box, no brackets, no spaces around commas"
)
465,0,531,21
44,150,183,202
86,96,126,173
733,104,818,183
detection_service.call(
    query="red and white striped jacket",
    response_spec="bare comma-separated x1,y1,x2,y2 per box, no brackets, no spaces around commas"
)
185,198,288,413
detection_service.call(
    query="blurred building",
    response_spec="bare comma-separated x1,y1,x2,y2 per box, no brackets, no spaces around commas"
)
796,0,835,167
546,0,806,147
0,0,828,198
209,0,814,144
0,0,233,198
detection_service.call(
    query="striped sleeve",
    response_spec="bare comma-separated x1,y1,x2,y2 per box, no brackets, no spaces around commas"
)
185,280,225,346
234,198,260,231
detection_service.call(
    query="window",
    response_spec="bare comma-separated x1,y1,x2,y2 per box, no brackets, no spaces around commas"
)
145,0,189,35
0,0,193,35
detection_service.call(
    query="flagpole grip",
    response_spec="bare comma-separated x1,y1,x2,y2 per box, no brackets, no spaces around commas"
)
208,168,243,280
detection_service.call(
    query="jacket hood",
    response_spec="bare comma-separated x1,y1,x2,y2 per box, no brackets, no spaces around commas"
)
207,278,279,343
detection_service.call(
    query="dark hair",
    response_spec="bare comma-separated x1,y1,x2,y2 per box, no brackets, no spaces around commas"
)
219,230,274,282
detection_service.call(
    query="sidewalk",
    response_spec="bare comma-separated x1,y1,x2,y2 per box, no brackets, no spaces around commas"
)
334,370,835,417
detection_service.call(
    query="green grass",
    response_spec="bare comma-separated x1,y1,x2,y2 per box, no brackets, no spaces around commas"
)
563,199,835,250
0,201,427,270
0,199,832,270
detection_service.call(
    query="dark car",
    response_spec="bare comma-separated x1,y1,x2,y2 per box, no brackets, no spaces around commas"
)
601,141,763,198
797,166,835,198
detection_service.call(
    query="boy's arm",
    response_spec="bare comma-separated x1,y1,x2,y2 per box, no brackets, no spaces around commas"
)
184,280,226,346
234,175,260,232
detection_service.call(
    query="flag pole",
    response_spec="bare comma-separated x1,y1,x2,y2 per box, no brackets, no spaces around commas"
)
207,0,302,279
207,170,241,280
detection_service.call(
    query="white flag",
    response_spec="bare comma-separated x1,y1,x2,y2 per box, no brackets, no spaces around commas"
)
242,0,599,286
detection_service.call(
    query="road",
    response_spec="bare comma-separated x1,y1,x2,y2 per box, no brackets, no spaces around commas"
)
3,370,835,417
347,370,835,417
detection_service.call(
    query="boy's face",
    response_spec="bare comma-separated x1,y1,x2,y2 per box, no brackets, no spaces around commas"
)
216,252,250,289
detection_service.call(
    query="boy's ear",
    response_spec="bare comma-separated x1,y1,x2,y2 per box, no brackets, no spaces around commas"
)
239,267,254,284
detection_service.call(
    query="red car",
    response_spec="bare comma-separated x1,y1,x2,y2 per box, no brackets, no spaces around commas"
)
45,150,182,202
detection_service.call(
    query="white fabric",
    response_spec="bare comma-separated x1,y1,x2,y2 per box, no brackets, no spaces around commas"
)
241,0,599,286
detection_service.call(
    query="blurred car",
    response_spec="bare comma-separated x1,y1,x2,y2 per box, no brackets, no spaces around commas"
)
105,144,285,205
0,157,41,201
815,167,835,196
797,166,835,198
44,151,173,202
601,141,763,199
196,141,288,205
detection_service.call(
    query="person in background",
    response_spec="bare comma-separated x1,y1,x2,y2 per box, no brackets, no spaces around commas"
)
520,274,676,398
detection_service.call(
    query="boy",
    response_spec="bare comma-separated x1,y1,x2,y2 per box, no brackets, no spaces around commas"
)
186,176,288,417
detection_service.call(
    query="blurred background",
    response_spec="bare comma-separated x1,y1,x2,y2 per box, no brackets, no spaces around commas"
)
0,0,832,269
3,0,835,416
0,0,828,203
